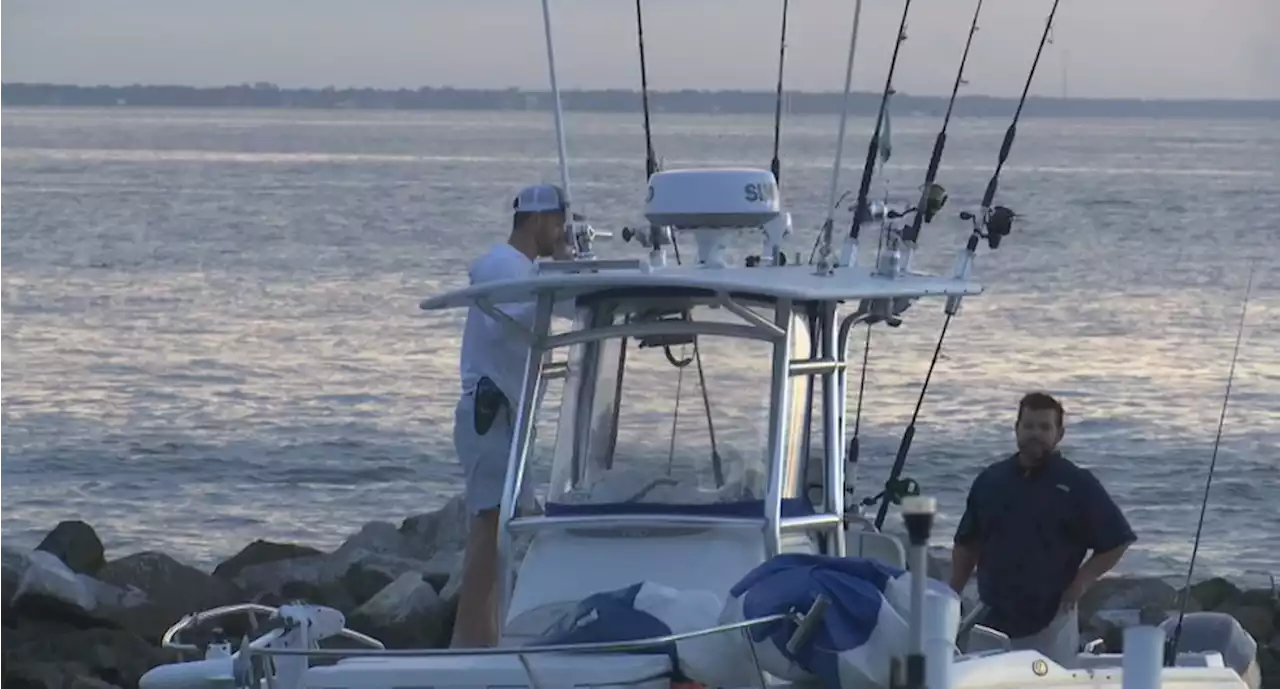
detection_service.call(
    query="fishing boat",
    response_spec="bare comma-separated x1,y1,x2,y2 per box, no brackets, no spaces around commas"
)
140,0,1263,688
136,177,1262,689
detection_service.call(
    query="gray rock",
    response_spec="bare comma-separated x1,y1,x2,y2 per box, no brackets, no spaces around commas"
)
348,572,449,649
3,545,33,608
0,618,194,688
36,520,107,576
1189,576,1242,611
336,521,430,561
13,550,98,612
232,552,330,598
231,516,460,609
401,495,470,555
94,552,243,642
212,539,324,581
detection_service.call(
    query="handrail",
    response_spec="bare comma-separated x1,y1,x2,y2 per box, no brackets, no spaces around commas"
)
507,513,766,534
505,512,839,534
160,602,385,654
162,603,278,652
246,612,792,659
246,595,830,662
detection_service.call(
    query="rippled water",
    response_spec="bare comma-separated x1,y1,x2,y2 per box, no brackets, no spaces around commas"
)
2,107,1277,583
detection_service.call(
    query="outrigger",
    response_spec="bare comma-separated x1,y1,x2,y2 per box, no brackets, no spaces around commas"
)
141,0,1262,686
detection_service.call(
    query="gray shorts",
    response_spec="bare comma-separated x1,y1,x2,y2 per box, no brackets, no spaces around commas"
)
452,394,534,516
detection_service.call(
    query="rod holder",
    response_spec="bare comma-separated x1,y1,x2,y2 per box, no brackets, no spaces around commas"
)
901,495,937,689
1122,626,1165,689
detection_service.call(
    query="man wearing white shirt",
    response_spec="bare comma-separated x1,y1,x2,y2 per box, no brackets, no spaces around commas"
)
450,183,574,648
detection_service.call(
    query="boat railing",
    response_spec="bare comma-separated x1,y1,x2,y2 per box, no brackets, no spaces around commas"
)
161,602,386,654
162,596,830,689
505,512,844,535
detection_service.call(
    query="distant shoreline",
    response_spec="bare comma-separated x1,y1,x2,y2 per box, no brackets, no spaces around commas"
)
4,83,1278,119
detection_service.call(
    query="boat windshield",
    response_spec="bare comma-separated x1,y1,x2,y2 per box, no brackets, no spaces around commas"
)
537,298,812,516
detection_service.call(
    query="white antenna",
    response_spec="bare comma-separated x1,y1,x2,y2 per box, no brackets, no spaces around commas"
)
539,0,573,209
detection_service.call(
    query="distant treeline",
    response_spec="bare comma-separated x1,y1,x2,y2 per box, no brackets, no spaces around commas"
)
4,83,1278,119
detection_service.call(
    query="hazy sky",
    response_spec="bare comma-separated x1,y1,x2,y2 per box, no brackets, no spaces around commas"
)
4,0,1277,99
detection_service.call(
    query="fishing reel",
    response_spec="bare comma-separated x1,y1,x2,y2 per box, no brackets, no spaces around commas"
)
563,214,614,259
959,205,1016,250
883,184,949,224
847,198,891,224
919,183,949,223
620,224,672,250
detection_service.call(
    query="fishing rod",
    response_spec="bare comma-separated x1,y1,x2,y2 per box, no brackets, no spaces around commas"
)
856,0,984,468
768,0,792,184
830,0,916,273
872,0,1062,530
900,0,985,249
635,0,659,179
1164,264,1257,666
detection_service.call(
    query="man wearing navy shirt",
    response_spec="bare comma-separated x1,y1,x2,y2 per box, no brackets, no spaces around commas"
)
949,392,1136,665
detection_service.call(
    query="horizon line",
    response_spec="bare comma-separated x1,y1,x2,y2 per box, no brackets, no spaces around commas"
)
5,82,1279,104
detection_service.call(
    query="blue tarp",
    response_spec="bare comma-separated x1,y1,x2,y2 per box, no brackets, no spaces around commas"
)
535,582,684,676
730,553,907,689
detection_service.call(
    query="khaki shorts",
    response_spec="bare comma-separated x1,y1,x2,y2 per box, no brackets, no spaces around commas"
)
1008,607,1080,667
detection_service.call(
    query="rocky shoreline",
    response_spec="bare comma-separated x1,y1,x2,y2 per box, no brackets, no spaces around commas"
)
4,496,1277,689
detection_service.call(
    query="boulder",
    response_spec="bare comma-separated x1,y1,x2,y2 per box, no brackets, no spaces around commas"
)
4,545,33,611
10,550,102,626
94,552,244,642
230,510,469,611
36,520,107,576
347,572,449,649
1189,576,1242,611
2,627,177,689
212,539,324,581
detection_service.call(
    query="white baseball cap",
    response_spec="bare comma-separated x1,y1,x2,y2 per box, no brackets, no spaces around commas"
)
512,183,568,214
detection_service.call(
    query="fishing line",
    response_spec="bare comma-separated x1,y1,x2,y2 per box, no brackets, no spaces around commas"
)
872,0,1063,530
631,0,724,486
1165,263,1257,665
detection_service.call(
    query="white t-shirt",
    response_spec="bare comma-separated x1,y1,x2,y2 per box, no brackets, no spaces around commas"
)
458,243,575,405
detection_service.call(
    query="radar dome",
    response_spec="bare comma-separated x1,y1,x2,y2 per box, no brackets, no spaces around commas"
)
644,168,781,229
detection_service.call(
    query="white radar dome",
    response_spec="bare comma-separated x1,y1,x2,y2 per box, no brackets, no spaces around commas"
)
644,168,782,229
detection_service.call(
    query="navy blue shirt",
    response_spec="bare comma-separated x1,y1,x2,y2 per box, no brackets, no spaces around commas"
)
954,452,1136,639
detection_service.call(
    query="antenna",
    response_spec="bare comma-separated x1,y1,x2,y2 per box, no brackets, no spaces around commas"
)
538,0,572,209
813,0,865,272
